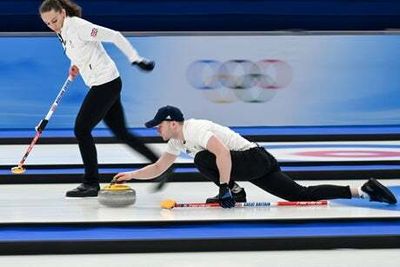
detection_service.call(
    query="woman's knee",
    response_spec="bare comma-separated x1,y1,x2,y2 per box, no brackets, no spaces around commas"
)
74,122,92,140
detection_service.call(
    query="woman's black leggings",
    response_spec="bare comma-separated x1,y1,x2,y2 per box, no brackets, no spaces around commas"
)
194,147,351,201
74,77,158,184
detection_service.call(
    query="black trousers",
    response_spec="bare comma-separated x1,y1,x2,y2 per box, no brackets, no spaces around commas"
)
194,146,352,201
74,77,158,184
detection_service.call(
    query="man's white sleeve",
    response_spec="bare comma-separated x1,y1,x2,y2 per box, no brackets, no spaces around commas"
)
187,123,213,148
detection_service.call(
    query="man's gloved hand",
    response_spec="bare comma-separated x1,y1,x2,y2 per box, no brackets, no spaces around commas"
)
132,59,155,72
218,183,236,208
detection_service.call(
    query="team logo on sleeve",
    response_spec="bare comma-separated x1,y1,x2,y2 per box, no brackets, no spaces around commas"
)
90,28,98,37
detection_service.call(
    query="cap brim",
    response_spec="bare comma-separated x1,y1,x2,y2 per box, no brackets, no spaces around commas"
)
144,119,160,128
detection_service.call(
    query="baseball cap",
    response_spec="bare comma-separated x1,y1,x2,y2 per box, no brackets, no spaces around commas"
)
145,105,184,128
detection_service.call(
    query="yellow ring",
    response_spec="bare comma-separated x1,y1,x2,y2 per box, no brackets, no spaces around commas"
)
101,184,132,191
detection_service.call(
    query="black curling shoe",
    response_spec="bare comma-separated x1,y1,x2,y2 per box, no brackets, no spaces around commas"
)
66,183,100,198
361,178,397,204
206,188,247,203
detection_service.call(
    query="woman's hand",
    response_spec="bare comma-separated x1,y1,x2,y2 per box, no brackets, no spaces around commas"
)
69,65,79,79
132,59,155,72
113,171,134,183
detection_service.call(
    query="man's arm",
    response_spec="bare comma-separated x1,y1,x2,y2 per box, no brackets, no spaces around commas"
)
114,152,177,182
206,135,236,208
206,135,231,184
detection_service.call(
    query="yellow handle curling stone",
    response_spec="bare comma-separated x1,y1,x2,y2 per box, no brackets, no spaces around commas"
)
98,184,136,207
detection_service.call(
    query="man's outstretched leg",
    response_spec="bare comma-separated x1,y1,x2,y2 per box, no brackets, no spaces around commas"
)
251,171,397,204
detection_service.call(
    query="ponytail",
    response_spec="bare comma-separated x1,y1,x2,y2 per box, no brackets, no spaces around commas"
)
39,0,82,17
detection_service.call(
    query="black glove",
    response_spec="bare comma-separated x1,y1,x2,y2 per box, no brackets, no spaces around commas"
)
218,183,236,208
132,59,155,72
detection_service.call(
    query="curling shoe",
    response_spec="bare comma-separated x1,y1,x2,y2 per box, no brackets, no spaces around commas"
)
361,178,397,204
206,186,247,203
66,183,100,198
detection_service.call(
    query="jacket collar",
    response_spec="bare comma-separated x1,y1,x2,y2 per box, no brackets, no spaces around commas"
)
60,16,72,36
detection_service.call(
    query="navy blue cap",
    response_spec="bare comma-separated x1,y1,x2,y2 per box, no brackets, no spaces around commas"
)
145,105,184,128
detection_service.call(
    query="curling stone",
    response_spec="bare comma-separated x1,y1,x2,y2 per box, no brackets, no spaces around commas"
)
98,184,136,207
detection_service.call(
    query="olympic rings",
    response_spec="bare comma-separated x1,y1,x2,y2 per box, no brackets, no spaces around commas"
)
186,59,293,103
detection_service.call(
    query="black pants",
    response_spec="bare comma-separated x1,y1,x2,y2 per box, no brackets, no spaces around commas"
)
74,77,158,184
194,146,352,201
